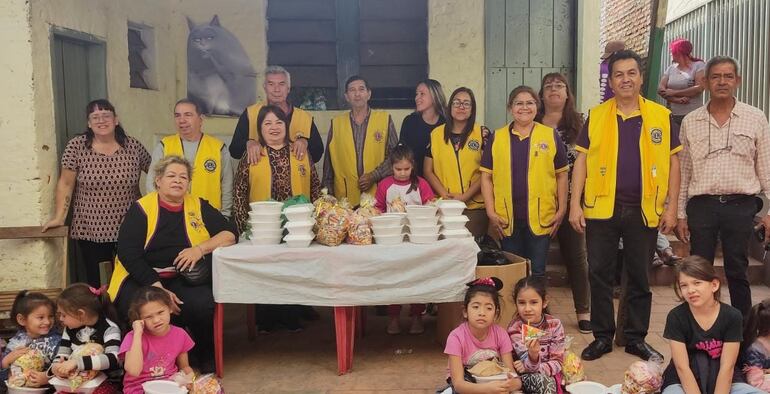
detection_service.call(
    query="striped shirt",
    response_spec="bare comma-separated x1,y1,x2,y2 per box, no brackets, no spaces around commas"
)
678,100,770,218
508,313,566,377
56,316,122,382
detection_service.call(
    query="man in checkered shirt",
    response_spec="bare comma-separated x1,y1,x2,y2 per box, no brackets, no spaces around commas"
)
676,55,770,317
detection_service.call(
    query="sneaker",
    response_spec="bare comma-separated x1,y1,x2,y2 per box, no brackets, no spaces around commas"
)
409,317,424,335
387,318,401,335
578,320,592,334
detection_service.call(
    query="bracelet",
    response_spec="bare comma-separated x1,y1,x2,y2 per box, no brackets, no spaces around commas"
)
196,245,204,255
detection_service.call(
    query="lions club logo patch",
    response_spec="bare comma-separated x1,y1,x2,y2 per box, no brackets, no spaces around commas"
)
203,159,217,172
374,130,384,143
650,128,663,145
188,212,205,232
298,164,307,177
468,139,481,151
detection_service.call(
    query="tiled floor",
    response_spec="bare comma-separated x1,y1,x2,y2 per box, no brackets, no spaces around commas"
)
219,285,770,393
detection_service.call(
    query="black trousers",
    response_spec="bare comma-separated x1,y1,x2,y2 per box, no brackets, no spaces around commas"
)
586,204,657,343
114,276,215,361
686,195,754,316
77,240,116,288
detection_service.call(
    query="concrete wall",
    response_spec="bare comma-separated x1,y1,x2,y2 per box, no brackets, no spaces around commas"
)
576,0,602,112
1,0,596,290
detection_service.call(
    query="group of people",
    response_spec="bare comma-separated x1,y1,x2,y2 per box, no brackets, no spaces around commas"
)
21,34,770,393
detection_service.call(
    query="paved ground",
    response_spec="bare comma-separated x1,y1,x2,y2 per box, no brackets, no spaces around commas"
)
218,285,770,393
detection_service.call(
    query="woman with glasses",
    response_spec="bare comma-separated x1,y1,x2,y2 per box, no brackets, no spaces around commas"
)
42,99,151,287
535,73,592,333
480,86,569,278
398,79,447,177
424,87,490,236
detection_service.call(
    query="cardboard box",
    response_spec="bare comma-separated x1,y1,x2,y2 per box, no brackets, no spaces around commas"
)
436,252,529,346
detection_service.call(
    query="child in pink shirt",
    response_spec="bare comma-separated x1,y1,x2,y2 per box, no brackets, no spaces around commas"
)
374,144,435,214
119,287,195,394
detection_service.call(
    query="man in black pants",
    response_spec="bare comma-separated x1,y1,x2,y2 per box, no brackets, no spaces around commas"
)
570,50,681,361
676,56,770,317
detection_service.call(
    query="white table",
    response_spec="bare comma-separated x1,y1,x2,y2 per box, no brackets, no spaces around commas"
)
212,238,479,375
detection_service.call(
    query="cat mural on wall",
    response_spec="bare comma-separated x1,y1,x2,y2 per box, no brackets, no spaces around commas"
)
186,15,256,116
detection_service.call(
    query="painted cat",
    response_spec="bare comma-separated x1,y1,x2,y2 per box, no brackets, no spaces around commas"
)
186,15,256,116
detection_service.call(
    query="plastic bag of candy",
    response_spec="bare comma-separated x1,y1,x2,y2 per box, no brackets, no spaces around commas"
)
192,373,224,394
621,357,663,394
562,336,585,384
313,190,352,246
67,343,104,390
346,194,380,245
8,349,46,387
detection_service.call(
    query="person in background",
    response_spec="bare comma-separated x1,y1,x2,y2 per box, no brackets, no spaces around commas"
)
424,87,490,237
323,75,398,207
599,40,626,103
398,79,447,177
42,99,151,288
658,38,706,126
536,72,591,334
230,65,324,164
676,56,770,318
146,98,232,218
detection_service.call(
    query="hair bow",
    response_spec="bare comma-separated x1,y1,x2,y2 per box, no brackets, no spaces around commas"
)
89,285,107,296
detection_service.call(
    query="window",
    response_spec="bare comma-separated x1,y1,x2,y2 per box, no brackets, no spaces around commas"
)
267,0,428,110
127,23,156,90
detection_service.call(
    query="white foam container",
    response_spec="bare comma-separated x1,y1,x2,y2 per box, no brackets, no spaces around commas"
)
283,220,315,234
249,219,282,230
48,373,107,394
408,232,439,244
283,204,314,221
249,201,284,215
407,215,440,227
381,212,408,224
408,225,441,235
441,228,472,239
374,233,405,245
369,215,402,228
440,215,470,230
405,205,438,218
249,230,283,245
565,381,621,394
5,384,48,394
371,224,404,236
248,211,281,222
284,234,314,248
141,380,189,394
436,199,467,216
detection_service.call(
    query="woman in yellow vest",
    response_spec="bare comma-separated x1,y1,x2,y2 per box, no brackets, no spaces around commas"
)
231,105,321,234
109,155,237,372
480,86,569,278
424,87,490,237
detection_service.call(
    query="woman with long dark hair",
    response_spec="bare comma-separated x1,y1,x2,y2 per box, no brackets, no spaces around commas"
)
424,87,490,236
42,99,151,288
398,79,447,177
536,73,591,333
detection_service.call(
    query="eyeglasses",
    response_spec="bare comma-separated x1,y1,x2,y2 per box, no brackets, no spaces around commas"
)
543,83,566,91
512,101,537,108
451,100,472,109
707,116,732,156
88,113,114,122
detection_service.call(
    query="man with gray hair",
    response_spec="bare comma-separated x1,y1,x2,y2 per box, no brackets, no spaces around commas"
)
230,65,324,164
676,56,770,317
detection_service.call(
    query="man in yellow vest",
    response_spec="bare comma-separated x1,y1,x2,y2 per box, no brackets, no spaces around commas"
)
146,99,233,217
569,50,681,362
229,65,324,165
323,75,398,207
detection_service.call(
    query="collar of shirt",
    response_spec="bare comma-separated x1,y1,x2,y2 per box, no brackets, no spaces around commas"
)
509,123,532,140
692,98,747,126
616,109,642,121
348,107,371,125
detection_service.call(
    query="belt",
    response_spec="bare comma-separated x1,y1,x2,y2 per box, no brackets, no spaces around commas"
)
699,194,752,203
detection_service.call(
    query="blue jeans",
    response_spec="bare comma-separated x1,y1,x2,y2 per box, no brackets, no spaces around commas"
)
500,220,550,277
662,383,765,394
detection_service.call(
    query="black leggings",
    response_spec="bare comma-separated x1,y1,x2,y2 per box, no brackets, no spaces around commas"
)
77,240,115,288
114,276,215,361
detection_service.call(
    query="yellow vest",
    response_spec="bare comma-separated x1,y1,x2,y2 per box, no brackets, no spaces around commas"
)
248,147,312,201
582,97,672,227
161,134,224,209
491,122,559,236
246,102,313,142
429,124,485,209
328,110,389,206
107,192,211,301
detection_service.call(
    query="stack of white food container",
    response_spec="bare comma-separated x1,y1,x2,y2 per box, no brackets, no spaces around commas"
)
405,205,440,244
369,214,406,245
248,201,284,245
282,203,315,248
437,200,472,239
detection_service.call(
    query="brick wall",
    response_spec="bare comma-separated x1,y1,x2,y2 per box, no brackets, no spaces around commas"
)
600,0,654,67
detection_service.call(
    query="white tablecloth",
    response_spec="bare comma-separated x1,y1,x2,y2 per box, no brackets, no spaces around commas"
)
212,238,479,306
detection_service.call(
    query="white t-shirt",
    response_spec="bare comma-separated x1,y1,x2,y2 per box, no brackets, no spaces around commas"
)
663,60,706,116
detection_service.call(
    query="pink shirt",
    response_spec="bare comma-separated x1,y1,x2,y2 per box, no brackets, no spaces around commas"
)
119,325,195,394
444,322,513,367
374,175,435,212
